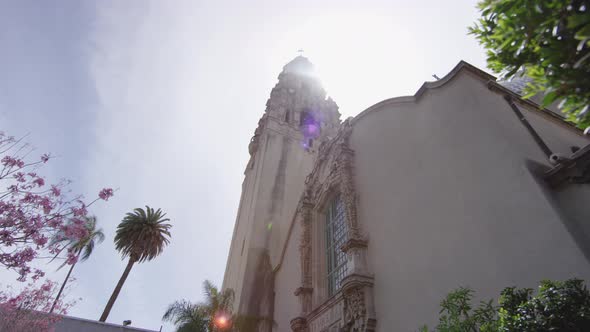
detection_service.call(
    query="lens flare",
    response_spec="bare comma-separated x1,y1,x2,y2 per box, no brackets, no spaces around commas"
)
214,313,230,329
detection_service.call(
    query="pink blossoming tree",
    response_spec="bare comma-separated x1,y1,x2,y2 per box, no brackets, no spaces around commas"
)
0,131,113,330
0,280,76,332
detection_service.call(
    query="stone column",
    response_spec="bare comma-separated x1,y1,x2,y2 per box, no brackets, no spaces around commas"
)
293,192,314,332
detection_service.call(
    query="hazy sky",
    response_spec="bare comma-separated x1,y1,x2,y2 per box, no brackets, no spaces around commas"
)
0,1,487,330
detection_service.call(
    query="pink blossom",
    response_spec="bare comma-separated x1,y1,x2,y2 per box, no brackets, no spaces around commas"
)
18,247,36,263
1,156,25,168
33,177,45,187
0,131,111,284
33,235,47,247
0,280,75,331
72,204,87,217
98,188,114,201
65,255,78,265
50,185,61,197
14,172,25,182
22,192,37,203
0,230,10,240
39,197,53,214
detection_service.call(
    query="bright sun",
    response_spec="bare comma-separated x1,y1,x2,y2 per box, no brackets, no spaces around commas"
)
274,11,421,116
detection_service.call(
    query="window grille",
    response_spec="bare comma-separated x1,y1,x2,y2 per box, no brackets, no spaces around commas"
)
325,195,348,295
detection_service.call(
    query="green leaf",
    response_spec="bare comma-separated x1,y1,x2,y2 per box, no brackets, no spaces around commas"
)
542,91,559,106
567,14,590,29
576,24,590,40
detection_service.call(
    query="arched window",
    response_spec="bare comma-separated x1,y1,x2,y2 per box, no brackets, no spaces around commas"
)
285,109,291,123
325,195,348,295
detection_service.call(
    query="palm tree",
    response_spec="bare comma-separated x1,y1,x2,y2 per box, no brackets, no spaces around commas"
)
99,206,172,322
162,280,235,332
201,280,234,331
49,216,105,313
162,300,209,332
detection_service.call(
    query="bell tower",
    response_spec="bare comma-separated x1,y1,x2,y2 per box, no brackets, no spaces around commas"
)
222,56,341,321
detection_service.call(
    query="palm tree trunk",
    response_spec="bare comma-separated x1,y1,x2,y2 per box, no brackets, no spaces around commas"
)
49,261,77,314
99,257,136,322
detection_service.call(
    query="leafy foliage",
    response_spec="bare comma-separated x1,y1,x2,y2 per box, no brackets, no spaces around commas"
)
470,0,590,127
499,279,590,331
421,279,590,332
419,287,498,332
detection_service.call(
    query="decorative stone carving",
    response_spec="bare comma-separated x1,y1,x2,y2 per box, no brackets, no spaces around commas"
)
342,287,365,331
308,295,344,332
335,121,361,241
291,316,309,332
341,274,376,332
294,118,377,331
299,189,314,289
295,287,314,314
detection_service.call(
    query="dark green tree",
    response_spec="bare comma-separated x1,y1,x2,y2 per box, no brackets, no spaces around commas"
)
419,287,498,332
421,279,590,332
99,206,172,322
470,0,590,127
498,279,590,331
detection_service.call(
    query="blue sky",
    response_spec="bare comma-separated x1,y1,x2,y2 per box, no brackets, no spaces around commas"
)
0,1,487,330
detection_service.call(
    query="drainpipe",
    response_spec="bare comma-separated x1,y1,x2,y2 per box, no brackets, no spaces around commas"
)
504,95,553,158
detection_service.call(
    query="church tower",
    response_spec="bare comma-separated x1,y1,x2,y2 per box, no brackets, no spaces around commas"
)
222,56,341,320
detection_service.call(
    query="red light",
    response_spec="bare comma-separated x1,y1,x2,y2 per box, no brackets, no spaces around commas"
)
215,315,228,328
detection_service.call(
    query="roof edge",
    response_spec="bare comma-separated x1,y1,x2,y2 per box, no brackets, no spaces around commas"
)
351,60,585,136
352,60,495,124
57,314,158,332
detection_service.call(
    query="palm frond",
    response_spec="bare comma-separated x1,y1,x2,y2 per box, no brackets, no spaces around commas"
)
114,206,172,263
49,216,104,269
163,300,208,332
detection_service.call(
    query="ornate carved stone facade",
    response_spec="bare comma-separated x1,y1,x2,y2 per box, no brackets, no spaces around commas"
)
293,120,377,331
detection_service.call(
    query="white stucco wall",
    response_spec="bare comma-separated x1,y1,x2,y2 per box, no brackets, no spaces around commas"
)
350,69,590,331
224,115,320,315
272,219,303,331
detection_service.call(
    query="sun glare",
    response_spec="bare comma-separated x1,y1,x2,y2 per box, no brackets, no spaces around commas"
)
274,11,423,116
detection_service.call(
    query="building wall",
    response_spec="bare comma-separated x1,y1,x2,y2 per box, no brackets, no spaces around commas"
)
223,120,314,313
350,69,590,331
54,316,158,332
272,218,303,331
222,57,341,319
